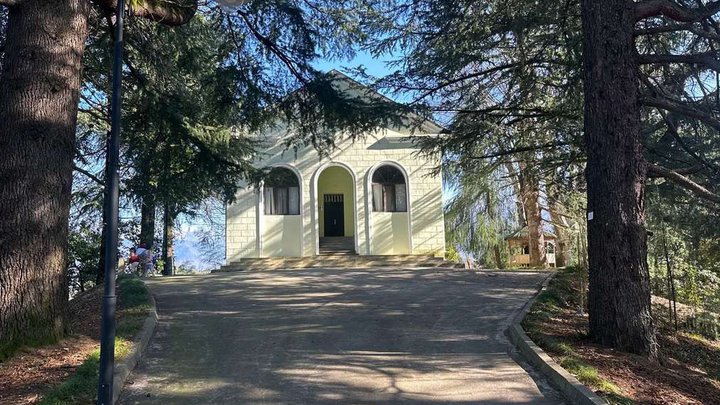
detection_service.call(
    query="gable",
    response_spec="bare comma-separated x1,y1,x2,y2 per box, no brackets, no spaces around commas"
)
250,70,446,147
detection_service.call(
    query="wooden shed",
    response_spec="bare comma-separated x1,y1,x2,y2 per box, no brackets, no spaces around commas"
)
505,227,558,267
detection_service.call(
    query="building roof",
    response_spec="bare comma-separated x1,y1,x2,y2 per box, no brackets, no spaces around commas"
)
504,226,557,241
324,70,446,135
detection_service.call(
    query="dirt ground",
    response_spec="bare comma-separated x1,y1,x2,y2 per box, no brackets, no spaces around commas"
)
526,284,720,405
0,288,103,405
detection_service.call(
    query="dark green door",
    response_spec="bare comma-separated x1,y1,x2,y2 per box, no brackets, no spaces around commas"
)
323,194,344,237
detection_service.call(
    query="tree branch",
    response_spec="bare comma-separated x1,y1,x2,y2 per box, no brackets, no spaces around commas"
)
236,11,309,85
647,163,720,204
656,109,720,173
635,22,720,40
647,164,704,176
470,142,571,160
91,0,197,27
73,165,105,186
635,0,720,23
641,96,720,130
638,52,720,72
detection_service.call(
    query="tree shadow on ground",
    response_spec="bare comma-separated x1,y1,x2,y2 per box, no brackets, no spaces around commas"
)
119,268,558,404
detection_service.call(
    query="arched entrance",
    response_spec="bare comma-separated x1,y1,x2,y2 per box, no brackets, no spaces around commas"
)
313,164,357,255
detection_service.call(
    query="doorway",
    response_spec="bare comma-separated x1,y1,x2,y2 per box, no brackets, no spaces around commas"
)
315,164,356,255
323,194,345,236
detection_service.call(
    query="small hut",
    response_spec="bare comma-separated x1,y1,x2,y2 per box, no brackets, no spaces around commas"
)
505,227,558,267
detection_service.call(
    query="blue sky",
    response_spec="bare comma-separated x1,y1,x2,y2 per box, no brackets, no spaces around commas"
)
313,50,395,78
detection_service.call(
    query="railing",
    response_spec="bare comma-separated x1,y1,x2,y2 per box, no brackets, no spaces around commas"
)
510,254,530,266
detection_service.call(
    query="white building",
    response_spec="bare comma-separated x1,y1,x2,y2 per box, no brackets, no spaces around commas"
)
225,73,446,260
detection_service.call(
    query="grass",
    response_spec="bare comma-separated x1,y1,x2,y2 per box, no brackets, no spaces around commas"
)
38,275,152,405
523,267,635,405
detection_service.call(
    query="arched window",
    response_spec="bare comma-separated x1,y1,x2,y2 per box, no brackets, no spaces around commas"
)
371,165,407,212
263,167,300,215
545,241,555,254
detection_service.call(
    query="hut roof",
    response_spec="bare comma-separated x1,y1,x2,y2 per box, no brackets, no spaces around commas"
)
505,226,557,241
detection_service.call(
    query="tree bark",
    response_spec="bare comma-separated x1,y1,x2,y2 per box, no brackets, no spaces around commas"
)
518,162,546,267
504,163,527,226
161,204,174,276
548,197,568,267
0,7,7,73
581,0,657,357
493,245,503,269
140,193,156,248
0,0,90,357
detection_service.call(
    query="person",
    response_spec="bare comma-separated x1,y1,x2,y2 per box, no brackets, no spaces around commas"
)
127,247,140,274
129,247,139,264
136,243,154,277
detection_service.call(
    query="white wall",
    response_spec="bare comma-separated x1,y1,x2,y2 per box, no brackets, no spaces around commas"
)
225,184,258,261
262,215,303,257
370,212,410,254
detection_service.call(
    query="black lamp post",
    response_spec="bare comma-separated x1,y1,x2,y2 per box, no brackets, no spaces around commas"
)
97,0,125,403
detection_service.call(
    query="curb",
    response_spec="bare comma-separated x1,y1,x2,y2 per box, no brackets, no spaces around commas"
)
112,285,158,404
507,273,607,405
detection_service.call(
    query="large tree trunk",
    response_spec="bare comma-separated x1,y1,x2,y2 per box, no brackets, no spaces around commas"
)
0,7,7,72
140,193,156,248
581,0,657,357
548,197,568,267
0,0,90,357
504,163,527,226
161,204,175,276
518,162,545,267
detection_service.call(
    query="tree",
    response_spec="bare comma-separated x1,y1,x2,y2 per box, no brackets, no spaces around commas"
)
361,0,720,356
445,163,516,269
581,0,657,357
0,6,7,71
0,0,196,359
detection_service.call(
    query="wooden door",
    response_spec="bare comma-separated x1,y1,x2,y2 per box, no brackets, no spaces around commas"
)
323,194,345,237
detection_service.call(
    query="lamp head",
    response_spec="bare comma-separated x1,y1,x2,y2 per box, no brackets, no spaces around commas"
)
216,0,248,9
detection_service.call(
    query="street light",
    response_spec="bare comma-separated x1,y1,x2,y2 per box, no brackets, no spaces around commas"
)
96,2,240,402
216,0,248,10
97,0,125,403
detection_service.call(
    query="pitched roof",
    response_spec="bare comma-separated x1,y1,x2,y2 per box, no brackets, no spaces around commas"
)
324,69,446,135
505,226,557,240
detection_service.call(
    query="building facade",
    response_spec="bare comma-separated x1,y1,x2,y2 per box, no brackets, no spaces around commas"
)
225,123,446,261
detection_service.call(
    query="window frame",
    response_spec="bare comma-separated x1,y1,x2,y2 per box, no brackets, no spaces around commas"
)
371,164,408,213
263,167,300,216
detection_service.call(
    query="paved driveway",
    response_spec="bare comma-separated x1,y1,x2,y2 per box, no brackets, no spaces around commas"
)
119,268,562,404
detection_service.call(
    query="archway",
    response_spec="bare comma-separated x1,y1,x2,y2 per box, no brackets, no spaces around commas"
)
365,161,412,255
314,164,357,255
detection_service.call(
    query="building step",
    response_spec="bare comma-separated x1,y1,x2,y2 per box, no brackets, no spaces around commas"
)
214,255,463,272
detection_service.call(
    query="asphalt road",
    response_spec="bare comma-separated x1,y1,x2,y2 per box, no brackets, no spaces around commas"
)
118,268,562,404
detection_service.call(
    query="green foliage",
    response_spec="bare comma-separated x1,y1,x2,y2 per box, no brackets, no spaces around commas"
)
75,2,403,257
361,0,585,191
444,165,514,268
444,243,460,263
116,275,152,312
67,227,102,294
646,191,720,327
